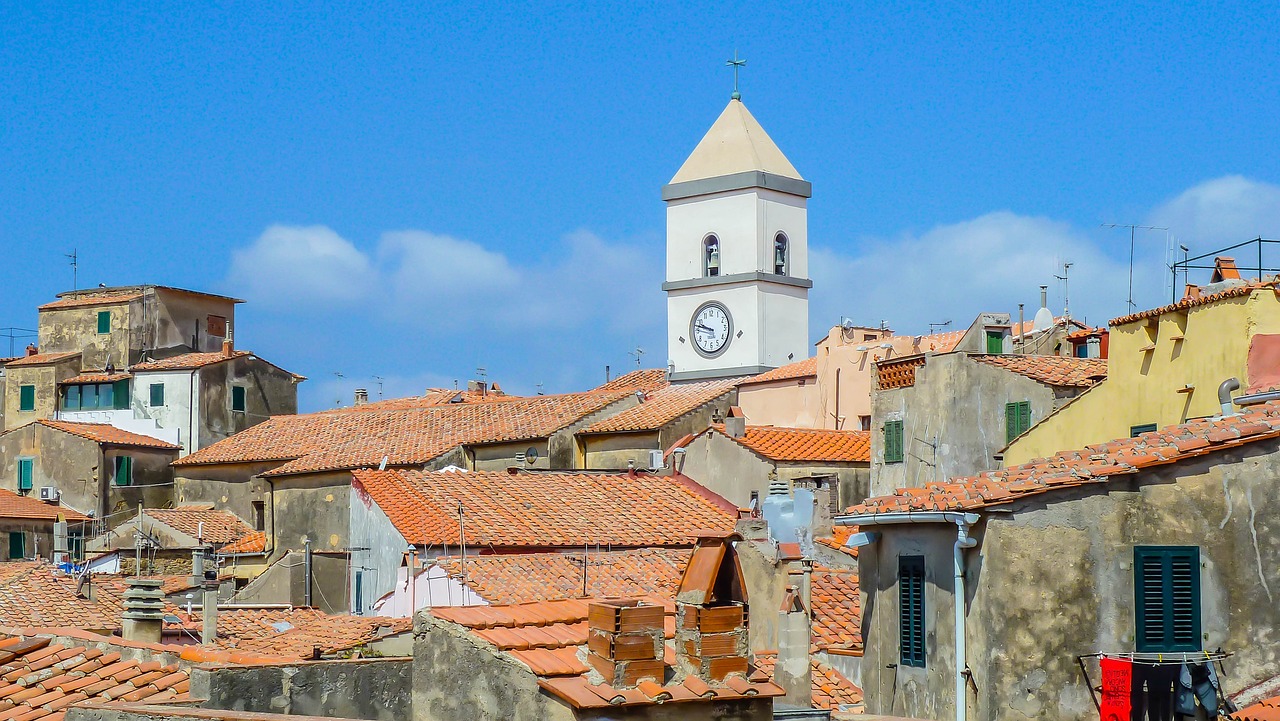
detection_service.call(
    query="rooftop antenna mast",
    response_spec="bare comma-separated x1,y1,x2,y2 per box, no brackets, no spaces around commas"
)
727,50,746,100
1054,262,1074,322
1102,224,1168,312
628,347,645,368
65,249,78,292
372,376,384,400
928,320,952,335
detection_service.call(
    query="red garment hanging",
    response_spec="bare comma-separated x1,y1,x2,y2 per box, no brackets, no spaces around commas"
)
1100,656,1133,721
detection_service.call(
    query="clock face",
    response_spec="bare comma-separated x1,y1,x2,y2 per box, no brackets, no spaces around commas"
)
691,302,732,357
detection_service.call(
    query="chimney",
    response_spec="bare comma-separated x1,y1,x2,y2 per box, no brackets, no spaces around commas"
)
674,533,750,683
53,517,69,567
192,547,205,589
467,380,486,394
1040,285,1048,309
121,578,165,644
25,344,37,357
354,388,369,406
202,570,219,645
585,599,665,689
725,416,746,438
221,339,233,357
776,586,813,707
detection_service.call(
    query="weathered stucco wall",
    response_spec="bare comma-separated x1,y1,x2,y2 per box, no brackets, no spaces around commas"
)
102,447,177,520
175,464,277,528
0,423,99,515
861,443,1280,721
470,439,552,471
0,519,59,561
269,472,352,553
191,657,411,720
232,549,350,613
349,480,409,616
196,356,299,451
581,431,662,469
38,302,134,369
3,357,81,430
678,431,772,508
737,376,821,428
149,288,236,357
870,353,1061,498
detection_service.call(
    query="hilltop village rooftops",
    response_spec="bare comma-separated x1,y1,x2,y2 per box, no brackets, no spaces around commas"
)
352,468,736,548
689,425,872,463
173,388,636,475
0,490,90,523
846,399,1280,516
141,506,255,545
579,378,737,434
432,548,691,605
971,354,1108,388
0,421,180,451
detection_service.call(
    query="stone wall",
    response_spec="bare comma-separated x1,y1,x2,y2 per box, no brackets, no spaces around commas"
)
190,658,411,720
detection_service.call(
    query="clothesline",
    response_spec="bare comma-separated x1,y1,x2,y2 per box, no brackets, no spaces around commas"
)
1079,651,1232,666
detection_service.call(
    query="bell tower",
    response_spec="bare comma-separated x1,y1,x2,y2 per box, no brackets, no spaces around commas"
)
662,97,812,382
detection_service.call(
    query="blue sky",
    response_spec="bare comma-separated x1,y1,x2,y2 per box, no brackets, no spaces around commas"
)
3,2,1279,410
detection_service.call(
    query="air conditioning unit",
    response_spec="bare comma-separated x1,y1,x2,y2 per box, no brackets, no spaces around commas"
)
38,487,59,502
648,449,665,471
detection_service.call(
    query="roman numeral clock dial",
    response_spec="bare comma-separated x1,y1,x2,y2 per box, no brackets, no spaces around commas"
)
691,302,732,357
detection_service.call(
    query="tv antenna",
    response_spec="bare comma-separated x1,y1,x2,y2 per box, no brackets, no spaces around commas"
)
1102,224,1168,312
928,320,952,335
372,375,384,399
1054,262,1074,322
65,249,78,291
628,347,645,368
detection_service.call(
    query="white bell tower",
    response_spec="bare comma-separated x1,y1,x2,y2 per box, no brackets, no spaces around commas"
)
663,97,811,382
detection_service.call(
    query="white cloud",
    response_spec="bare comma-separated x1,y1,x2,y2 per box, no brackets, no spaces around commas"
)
227,224,377,308
1149,176,1280,248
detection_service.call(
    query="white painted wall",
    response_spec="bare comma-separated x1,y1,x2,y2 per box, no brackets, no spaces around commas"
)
130,370,197,453
58,408,182,446
370,565,488,617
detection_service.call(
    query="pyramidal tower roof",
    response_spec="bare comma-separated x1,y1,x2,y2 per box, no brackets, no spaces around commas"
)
669,99,804,185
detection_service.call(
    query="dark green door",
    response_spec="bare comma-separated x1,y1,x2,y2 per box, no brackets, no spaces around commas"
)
8,532,25,560
986,330,1004,354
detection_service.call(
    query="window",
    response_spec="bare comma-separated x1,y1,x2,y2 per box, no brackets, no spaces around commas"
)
65,385,81,410
97,310,111,334
704,236,721,277
8,532,25,561
231,386,246,413
207,315,227,337
884,420,904,463
1075,343,1088,358
1134,546,1201,652
1005,401,1032,442
114,455,133,486
18,385,35,412
68,533,84,562
773,233,788,275
149,383,165,407
1131,423,1158,437
17,459,33,493
899,556,926,667
859,415,872,432
985,330,1004,354
62,380,130,410
252,501,265,532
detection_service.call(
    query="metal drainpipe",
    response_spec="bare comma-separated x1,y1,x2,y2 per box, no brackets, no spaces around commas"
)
1219,378,1241,416
304,538,313,607
954,518,978,721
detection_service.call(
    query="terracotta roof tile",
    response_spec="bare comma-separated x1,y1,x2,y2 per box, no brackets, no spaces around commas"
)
811,566,862,654
59,372,131,385
174,608,411,659
0,490,89,523
217,530,266,555
753,652,863,711
129,351,251,372
739,358,817,385
354,469,734,548
848,400,1280,515
3,353,80,368
0,565,119,630
325,388,510,413
175,390,634,474
972,354,1107,388
433,548,690,605
142,506,254,545
1111,278,1279,326
1235,693,1280,721
716,425,870,463
814,526,859,558
37,293,143,311
594,369,670,393
431,597,781,709
581,379,737,434
27,421,180,451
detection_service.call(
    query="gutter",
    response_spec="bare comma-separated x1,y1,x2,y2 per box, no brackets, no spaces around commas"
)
836,511,979,721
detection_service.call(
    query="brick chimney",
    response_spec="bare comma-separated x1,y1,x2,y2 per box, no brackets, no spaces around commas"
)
25,344,37,357
121,578,165,644
354,388,369,406
585,599,665,688
674,532,750,682
776,585,812,707
221,339,234,357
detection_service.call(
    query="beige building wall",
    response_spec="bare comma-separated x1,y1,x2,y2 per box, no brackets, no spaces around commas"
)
736,377,821,427
3,357,81,430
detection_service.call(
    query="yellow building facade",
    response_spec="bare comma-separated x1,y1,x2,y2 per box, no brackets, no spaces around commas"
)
1005,282,1280,464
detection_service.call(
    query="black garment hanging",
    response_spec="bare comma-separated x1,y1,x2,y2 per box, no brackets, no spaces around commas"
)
1131,663,1178,721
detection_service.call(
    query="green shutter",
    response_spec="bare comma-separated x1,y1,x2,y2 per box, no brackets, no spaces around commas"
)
232,386,246,412
1134,546,1201,652
1019,401,1031,435
17,459,33,492
884,420,904,463
986,330,1004,354
112,379,130,410
1007,401,1033,441
114,456,132,486
8,532,25,560
18,385,35,412
149,383,165,407
97,310,111,334
1131,423,1157,437
899,556,926,667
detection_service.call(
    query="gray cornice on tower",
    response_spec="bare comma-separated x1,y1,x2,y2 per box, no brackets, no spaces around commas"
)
661,171,813,201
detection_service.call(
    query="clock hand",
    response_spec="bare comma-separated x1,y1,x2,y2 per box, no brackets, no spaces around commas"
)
695,324,715,333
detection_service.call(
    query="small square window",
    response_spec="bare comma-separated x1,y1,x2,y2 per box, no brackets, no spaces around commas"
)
149,383,165,407
18,385,35,412
1131,423,1158,437
859,415,872,432
231,386,246,413
97,310,111,334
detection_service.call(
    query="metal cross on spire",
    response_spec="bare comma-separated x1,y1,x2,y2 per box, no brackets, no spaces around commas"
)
727,50,746,100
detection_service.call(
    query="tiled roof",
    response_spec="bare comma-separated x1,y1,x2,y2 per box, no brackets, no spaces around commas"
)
353,469,735,549
847,400,1280,515
0,565,119,630
1066,326,1106,341
431,598,783,709
0,635,192,721
38,292,143,310
179,608,411,659
1110,278,1280,326
913,328,966,353
752,652,863,712
580,379,737,434
433,548,691,605
811,567,862,654
716,425,871,463
1235,694,1280,721
814,526,859,558
595,369,670,393
143,506,254,544
89,574,204,601
217,531,266,555
31,421,180,450
4,352,80,368
60,372,131,385
326,388,510,413
972,355,1108,388
129,351,251,372
739,357,817,385
175,390,633,475
0,490,89,523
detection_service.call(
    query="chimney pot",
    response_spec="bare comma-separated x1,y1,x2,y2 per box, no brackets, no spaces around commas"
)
221,339,233,357
354,388,369,406
25,344,37,357
725,416,746,439
121,578,165,644
586,599,664,689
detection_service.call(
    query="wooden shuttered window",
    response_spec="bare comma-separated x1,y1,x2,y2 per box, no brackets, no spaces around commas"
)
231,386,246,413
17,459,33,492
114,456,133,487
18,385,35,412
112,379,130,410
1134,546,1201,652
899,556,926,667
884,420,905,464
986,330,1004,354
97,310,111,334
1005,401,1032,442
149,383,165,407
